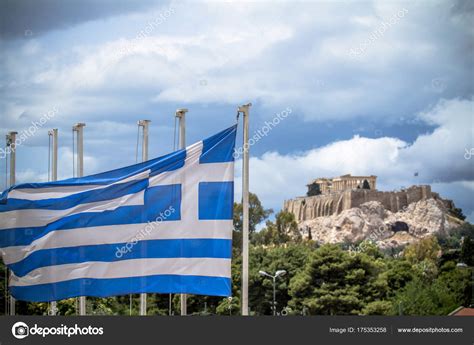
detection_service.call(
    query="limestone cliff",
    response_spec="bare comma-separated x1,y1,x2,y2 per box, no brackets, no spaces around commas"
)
297,198,464,250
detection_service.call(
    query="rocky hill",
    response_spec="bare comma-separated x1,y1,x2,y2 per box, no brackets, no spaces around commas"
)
299,198,465,251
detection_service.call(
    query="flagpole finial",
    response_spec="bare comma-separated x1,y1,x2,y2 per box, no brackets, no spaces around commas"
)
137,119,151,127
237,103,252,113
175,108,188,118
6,131,18,146
73,123,85,130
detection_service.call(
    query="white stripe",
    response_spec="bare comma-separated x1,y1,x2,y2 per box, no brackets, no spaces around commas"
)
0,190,145,230
10,258,231,287
7,169,151,201
2,220,233,265
149,162,234,186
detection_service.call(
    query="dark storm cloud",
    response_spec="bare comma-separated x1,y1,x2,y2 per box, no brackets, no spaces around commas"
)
450,0,474,16
0,0,162,39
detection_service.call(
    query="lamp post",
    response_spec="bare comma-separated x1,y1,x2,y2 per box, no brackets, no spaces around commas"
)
227,297,233,316
259,270,286,316
457,262,474,307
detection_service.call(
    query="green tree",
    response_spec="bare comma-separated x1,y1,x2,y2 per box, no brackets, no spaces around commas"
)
252,220,276,246
460,236,474,266
361,300,393,315
233,192,273,233
288,245,383,315
404,236,441,264
357,240,384,259
392,261,471,315
437,223,474,251
233,192,272,251
275,211,300,243
379,259,414,295
449,207,466,221
253,211,300,246
0,261,6,315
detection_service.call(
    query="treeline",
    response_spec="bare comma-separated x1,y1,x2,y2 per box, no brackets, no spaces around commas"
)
0,194,472,315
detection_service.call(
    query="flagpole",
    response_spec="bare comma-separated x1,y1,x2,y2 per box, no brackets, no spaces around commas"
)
138,120,151,316
6,131,17,316
73,123,86,315
238,103,251,316
49,129,58,181
48,129,58,316
175,108,188,316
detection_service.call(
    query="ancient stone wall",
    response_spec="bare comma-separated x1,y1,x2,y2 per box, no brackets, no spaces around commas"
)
284,185,434,222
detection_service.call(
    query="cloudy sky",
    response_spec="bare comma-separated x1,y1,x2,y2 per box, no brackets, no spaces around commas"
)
0,0,473,220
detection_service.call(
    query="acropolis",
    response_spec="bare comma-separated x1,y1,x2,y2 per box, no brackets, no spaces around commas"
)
284,174,445,222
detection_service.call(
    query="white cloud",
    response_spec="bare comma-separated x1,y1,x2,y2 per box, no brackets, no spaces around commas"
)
2,0,471,124
236,98,474,219
15,169,48,184
1,0,472,222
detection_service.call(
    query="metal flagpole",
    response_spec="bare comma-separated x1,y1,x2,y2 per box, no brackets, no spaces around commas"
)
73,123,86,315
175,108,188,316
51,129,58,181
4,137,8,316
7,131,17,316
169,294,172,315
138,120,151,316
48,129,59,315
238,103,251,316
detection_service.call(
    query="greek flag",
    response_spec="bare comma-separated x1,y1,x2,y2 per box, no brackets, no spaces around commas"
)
0,125,236,302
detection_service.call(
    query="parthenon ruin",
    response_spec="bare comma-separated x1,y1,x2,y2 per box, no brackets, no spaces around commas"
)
306,174,377,196
284,174,442,222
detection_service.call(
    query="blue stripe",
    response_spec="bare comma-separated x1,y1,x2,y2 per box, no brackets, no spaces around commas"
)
9,239,232,277
0,148,186,203
200,125,236,164
0,185,181,248
10,275,231,302
0,179,149,212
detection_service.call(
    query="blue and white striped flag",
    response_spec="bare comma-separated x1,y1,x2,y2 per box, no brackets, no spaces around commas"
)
0,125,236,302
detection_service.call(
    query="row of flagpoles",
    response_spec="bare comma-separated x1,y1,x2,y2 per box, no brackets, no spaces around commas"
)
3,103,251,316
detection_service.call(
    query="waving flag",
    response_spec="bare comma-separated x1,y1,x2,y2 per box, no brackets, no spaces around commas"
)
0,125,236,302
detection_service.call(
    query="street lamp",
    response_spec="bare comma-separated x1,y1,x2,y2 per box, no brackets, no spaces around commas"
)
259,270,287,316
228,297,233,316
457,262,474,307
